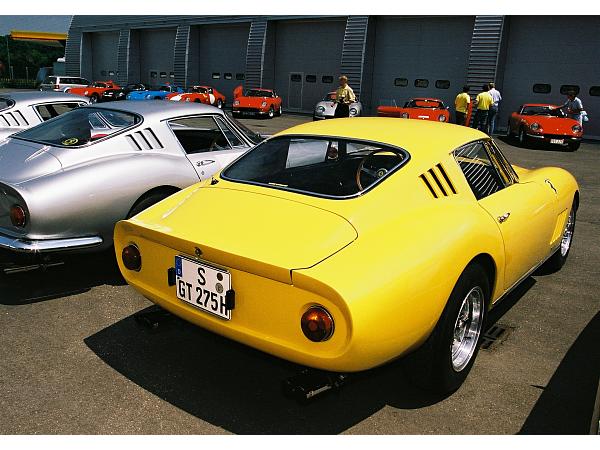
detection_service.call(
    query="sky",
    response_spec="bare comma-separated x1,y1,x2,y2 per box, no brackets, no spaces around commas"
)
0,16,71,35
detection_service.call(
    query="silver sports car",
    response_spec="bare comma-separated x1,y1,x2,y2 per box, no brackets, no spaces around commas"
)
0,101,261,271
312,91,362,120
0,92,90,140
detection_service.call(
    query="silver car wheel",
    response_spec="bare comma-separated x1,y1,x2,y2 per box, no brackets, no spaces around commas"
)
451,286,484,372
560,209,575,257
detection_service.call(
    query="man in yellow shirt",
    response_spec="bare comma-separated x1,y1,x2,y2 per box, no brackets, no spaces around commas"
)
473,84,493,132
454,85,470,126
333,75,356,118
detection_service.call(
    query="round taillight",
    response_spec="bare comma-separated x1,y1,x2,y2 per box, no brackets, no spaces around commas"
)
9,205,27,228
301,306,334,342
122,244,142,271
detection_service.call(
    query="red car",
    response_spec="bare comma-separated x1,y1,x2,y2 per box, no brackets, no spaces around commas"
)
507,103,583,151
377,97,450,122
68,81,120,103
166,85,226,109
232,86,282,119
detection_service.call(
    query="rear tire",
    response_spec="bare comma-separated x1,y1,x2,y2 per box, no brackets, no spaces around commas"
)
539,200,576,274
127,192,174,219
404,263,489,394
90,93,99,104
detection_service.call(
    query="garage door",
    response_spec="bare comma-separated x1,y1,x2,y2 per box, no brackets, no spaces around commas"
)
272,19,346,112
194,23,250,100
500,16,600,139
371,16,474,114
138,28,177,86
91,32,119,81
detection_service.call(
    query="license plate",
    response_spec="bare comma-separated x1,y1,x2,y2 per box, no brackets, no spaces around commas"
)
175,255,232,320
550,139,564,144
242,111,254,116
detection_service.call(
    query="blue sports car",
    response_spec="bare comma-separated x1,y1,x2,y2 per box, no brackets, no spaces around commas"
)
127,84,184,100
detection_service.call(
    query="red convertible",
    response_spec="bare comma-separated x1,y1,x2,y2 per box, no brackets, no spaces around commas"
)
68,81,120,103
166,85,226,109
232,87,282,119
377,97,450,122
507,103,583,151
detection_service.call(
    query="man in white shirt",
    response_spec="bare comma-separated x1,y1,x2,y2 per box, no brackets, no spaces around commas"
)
487,82,502,135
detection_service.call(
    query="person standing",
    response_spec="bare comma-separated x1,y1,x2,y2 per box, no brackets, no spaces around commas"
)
559,90,584,125
333,75,356,118
454,85,470,126
487,82,502,135
473,84,493,132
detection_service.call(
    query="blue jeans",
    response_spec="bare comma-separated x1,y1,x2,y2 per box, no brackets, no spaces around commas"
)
487,106,499,134
473,110,489,132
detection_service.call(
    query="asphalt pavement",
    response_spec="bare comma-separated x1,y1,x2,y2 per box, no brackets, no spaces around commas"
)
0,114,598,434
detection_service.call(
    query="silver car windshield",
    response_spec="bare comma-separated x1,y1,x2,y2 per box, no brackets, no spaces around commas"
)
222,136,409,199
14,107,141,147
0,97,15,112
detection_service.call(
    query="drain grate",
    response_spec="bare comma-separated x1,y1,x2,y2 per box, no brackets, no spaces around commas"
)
481,323,514,350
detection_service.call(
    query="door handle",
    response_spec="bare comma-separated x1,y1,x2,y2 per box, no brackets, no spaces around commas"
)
197,159,215,167
545,179,557,193
497,212,511,223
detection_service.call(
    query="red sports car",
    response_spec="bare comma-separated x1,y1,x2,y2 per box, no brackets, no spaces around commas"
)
507,103,583,151
377,97,450,122
232,86,282,119
166,85,226,109
68,81,120,103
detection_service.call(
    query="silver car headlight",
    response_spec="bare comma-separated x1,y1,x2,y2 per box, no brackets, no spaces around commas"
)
261,101,267,107
438,115,447,122
146,94,153,99
185,98,191,102
316,106,326,113
401,112,409,119
530,122,541,131
572,124,582,133
349,107,358,116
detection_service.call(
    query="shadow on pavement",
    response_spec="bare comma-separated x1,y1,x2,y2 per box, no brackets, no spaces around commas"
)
84,277,536,434
0,251,125,305
84,307,447,434
519,311,600,434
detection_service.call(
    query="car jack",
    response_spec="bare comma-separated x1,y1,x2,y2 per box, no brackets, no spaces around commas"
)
282,369,348,403
133,305,175,332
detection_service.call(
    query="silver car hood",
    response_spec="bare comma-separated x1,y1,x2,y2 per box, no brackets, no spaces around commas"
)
0,138,62,185
0,128,25,141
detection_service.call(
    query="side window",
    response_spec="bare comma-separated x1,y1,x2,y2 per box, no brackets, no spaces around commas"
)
485,140,519,185
169,116,231,154
453,141,506,200
214,116,245,148
35,102,83,121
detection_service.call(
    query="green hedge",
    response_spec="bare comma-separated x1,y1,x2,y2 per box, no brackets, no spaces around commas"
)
0,78,38,89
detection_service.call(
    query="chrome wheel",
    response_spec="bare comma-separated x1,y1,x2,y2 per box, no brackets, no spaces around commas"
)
451,286,484,372
560,209,575,257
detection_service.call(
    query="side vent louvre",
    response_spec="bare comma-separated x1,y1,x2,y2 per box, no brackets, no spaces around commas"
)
125,128,163,151
420,163,457,198
0,111,28,127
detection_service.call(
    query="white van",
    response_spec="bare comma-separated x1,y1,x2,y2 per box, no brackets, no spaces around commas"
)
39,76,91,92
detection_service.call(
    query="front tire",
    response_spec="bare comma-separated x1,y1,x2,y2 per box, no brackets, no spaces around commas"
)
404,263,489,394
567,141,580,152
268,106,275,119
216,99,223,109
518,127,529,148
277,105,282,116
90,94,99,104
506,121,514,138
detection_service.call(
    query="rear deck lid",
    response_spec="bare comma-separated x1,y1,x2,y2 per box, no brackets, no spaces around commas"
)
0,138,62,184
129,186,358,283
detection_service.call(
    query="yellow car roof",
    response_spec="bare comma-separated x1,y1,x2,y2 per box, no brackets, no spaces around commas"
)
276,117,488,163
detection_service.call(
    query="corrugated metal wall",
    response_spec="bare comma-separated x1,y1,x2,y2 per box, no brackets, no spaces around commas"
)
370,16,474,113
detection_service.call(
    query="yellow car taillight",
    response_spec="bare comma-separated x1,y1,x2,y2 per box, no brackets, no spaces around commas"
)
301,306,334,342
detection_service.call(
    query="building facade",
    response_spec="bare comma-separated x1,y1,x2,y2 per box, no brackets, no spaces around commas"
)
67,15,600,138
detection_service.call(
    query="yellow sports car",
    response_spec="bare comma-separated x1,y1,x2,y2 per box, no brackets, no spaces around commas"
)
114,118,579,396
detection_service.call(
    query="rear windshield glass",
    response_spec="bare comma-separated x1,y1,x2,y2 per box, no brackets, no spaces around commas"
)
192,87,208,93
0,97,15,112
42,76,57,84
222,136,409,198
14,107,141,147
